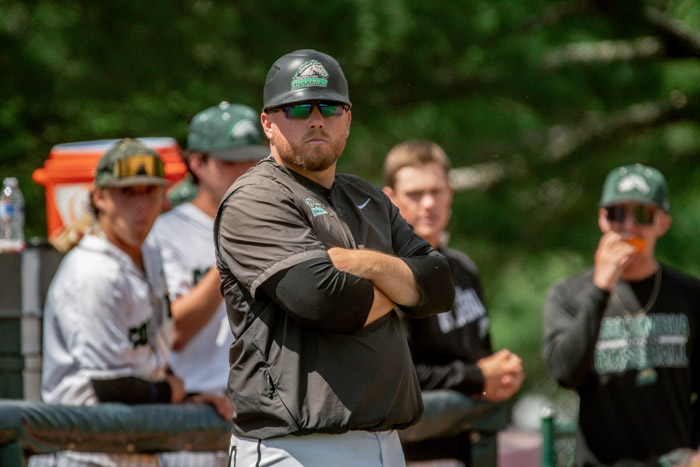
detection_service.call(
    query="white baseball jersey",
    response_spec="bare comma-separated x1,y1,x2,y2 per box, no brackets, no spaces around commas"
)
41,233,172,405
149,202,233,394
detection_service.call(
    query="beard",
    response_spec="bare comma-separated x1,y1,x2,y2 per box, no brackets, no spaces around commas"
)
272,130,346,172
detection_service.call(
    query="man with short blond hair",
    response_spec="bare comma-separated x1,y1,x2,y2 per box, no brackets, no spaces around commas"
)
383,140,524,466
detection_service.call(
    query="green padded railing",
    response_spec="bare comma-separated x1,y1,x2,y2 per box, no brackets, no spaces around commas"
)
0,399,231,464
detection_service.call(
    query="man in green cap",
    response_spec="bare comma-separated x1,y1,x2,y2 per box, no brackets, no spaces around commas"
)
542,164,700,465
40,138,186,465
148,102,268,426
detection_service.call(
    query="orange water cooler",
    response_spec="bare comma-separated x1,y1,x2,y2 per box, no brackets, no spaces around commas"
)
32,137,186,240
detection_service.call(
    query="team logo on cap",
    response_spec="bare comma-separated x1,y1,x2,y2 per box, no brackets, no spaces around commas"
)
617,174,650,194
291,60,329,91
304,198,328,217
230,119,259,140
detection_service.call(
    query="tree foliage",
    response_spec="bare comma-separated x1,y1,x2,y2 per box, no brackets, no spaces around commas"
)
2,0,698,392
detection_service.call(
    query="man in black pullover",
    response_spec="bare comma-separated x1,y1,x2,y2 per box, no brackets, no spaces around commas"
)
215,50,454,466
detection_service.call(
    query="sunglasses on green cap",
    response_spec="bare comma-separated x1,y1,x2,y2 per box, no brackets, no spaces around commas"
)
265,101,351,119
112,154,165,179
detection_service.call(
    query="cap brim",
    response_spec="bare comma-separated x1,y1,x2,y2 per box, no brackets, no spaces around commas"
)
209,144,270,162
99,176,170,188
265,91,351,109
600,195,663,209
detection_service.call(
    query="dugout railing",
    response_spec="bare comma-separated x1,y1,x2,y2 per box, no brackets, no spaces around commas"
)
0,399,231,465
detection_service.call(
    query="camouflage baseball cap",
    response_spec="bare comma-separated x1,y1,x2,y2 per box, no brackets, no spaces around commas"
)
95,138,168,188
600,164,670,211
187,102,269,162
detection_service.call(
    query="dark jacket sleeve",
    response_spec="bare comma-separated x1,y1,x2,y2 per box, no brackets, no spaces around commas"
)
259,257,374,333
91,377,172,403
414,360,486,394
542,273,610,388
398,247,455,318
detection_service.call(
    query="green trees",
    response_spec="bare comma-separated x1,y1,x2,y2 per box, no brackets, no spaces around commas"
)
2,0,698,389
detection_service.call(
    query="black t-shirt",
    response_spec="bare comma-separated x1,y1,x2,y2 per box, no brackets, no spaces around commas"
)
404,246,493,395
543,264,700,465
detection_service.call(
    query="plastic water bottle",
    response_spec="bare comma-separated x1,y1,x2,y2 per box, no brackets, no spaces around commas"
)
0,177,25,252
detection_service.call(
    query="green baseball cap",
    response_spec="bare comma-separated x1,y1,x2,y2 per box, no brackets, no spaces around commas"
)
166,174,198,206
600,164,670,211
187,102,269,161
95,138,168,188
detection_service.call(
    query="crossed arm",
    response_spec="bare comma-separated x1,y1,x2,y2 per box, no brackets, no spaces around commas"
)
259,246,453,332
327,247,421,326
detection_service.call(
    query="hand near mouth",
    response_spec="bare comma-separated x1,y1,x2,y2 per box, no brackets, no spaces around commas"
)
623,237,646,254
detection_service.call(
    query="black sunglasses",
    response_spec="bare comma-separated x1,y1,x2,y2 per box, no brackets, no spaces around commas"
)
265,102,350,119
606,205,657,225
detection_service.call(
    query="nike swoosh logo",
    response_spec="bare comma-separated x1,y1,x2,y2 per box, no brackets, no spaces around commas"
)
356,198,370,209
